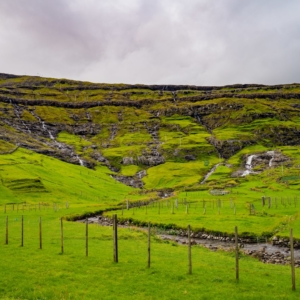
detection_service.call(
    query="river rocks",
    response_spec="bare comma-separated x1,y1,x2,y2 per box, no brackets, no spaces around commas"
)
272,237,300,249
245,249,300,266
78,212,300,267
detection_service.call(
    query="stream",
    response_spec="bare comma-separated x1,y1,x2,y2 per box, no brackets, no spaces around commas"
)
84,216,300,266
29,109,85,166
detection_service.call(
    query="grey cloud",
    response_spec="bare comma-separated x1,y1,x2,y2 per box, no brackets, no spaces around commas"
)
0,0,300,85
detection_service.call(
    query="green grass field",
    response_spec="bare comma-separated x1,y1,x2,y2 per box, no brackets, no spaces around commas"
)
1,210,300,300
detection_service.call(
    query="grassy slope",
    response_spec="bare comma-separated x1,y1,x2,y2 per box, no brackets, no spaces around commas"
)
0,147,146,209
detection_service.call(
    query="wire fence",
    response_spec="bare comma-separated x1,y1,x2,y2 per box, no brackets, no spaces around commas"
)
0,214,298,291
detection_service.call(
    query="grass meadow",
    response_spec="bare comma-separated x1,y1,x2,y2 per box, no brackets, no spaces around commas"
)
1,208,300,300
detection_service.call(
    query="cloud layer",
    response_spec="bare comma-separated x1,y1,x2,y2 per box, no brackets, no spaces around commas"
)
1,0,300,85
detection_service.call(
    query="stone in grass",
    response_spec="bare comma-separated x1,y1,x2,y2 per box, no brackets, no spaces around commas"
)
184,155,196,161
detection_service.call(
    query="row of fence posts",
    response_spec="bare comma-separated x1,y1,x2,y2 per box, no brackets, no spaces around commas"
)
123,200,241,216
122,197,299,217
261,196,298,208
3,202,69,213
3,215,297,290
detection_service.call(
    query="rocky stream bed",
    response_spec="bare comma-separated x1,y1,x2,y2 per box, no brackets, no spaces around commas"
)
80,215,300,267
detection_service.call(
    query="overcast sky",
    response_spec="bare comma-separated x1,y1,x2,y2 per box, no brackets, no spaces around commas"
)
0,0,300,85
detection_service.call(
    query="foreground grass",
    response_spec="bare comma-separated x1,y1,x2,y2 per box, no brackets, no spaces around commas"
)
0,210,300,300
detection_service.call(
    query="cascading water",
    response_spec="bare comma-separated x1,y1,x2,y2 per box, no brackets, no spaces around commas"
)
267,151,275,167
241,155,256,177
29,110,85,167
201,163,222,184
48,131,55,140
77,155,84,166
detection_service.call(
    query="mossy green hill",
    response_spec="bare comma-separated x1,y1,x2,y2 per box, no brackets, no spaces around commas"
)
3,74,300,299
1,73,300,238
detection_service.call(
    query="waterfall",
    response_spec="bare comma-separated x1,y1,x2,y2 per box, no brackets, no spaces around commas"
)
201,163,221,184
267,151,275,167
48,131,55,140
77,155,84,166
241,155,256,177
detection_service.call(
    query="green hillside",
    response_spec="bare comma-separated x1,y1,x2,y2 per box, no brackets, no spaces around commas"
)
1,73,300,237
2,73,300,299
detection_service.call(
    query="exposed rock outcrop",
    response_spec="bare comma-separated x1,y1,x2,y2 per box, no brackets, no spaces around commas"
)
111,170,147,188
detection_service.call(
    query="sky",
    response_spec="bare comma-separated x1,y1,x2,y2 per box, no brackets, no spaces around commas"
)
0,0,300,86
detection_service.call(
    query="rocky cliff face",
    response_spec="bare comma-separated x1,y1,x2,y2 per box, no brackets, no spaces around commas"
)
1,73,300,189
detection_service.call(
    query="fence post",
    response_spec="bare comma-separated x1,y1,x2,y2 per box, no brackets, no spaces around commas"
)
4,204,6,214
148,222,151,268
113,214,118,262
21,215,24,247
235,226,239,281
61,218,64,254
86,218,88,257
39,217,42,250
290,228,296,291
188,224,192,275
5,216,8,245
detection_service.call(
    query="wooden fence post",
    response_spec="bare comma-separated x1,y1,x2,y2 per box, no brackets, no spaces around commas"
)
61,218,64,254
188,224,192,275
113,214,118,262
235,226,239,281
148,222,151,268
86,218,88,257
21,215,24,247
290,228,296,291
5,216,8,245
39,217,42,249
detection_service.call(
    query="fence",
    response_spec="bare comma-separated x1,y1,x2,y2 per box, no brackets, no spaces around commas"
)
119,196,300,217
2,202,69,213
1,214,297,291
